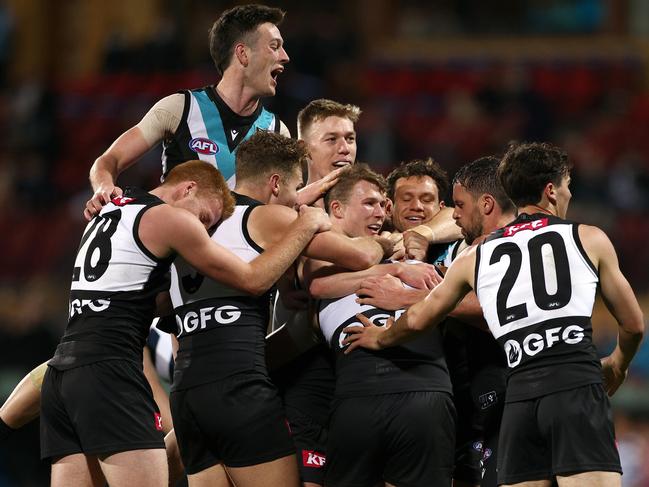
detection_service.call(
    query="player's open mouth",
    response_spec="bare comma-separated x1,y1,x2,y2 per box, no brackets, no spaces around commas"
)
333,161,352,168
405,216,424,222
271,67,284,81
367,224,382,234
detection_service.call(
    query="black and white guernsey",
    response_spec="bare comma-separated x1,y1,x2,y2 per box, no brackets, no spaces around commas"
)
50,188,174,370
475,213,601,402
318,271,451,398
169,193,271,391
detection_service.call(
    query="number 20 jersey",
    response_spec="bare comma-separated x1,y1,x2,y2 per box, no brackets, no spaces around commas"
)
475,213,601,402
50,189,174,371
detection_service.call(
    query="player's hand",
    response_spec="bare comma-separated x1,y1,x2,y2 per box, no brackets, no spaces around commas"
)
295,167,348,206
84,184,123,221
356,275,406,310
395,262,441,290
601,355,628,396
342,314,393,353
403,230,430,261
385,231,405,261
374,231,402,258
297,205,332,233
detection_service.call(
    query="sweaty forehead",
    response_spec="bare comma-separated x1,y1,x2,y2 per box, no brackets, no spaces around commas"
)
395,175,439,196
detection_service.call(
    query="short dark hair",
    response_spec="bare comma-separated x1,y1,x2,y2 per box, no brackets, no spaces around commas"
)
386,158,449,202
498,142,572,207
324,163,387,211
235,131,307,184
297,99,361,139
453,156,516,214
163,160,235,220
209,4,285,76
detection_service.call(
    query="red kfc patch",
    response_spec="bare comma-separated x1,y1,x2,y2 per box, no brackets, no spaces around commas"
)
504,218,548,237
111,196,135,206
302,450,326,468
154,412,163,431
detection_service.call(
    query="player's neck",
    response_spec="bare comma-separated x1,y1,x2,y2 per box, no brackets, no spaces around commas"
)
519,204,557,217
216,77,260,116
234,183,270,204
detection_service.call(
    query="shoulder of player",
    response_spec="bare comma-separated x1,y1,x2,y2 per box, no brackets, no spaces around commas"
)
577,223,610,248
249,204,297,228
449,244,478,272
140,203,202,234
246,204,298,248
151,93,185,116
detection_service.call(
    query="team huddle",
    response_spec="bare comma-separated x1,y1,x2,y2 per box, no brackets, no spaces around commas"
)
0,4,645,487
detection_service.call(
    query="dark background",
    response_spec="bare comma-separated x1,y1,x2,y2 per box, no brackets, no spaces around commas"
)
0,1,648,485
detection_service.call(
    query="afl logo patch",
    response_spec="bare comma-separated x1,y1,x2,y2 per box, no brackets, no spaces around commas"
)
189,137,219,155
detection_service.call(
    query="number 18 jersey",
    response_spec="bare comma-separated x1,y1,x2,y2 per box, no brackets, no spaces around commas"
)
475,213,601,402
50,188,174,371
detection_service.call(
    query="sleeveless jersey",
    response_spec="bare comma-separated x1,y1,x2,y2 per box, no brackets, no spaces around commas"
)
50,188,173,370
161,87,280,188
318,278,452,398
475,213,601,402
169,193,272,391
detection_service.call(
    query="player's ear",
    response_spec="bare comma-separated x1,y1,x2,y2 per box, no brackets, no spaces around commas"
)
182,181,197,197
482,194,495,215
330,200,344,219
544,181,557,206
269,173,281,198
234,42,249,67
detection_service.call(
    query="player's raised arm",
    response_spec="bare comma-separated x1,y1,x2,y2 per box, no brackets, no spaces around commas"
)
580,224,644,395
86,94,184,220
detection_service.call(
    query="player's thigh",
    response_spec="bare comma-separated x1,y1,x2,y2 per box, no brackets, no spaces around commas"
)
556,470,621,487
50,453,105,487
225,454,300,487
187,462,233,487
165,429,187,487
98,448,167,487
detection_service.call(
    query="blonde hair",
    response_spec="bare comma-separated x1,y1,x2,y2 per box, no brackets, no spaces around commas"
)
297,99,361,140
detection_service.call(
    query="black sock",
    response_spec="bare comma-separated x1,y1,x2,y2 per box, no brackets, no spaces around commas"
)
0,416,14,440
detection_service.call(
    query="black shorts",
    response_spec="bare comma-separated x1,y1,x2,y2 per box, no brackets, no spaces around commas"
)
471,364,506,487
40,361,165,459
451,382,483,484
497,383,621,484
170,375,294,474
284,406,328,485
325,391,456,487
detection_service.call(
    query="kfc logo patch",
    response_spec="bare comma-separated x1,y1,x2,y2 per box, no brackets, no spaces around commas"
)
154,412,163,431
503,218,548,237
111,196,135,206
302,450,326,468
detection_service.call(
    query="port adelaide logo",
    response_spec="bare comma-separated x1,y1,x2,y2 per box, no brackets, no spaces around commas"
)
189,137,219,155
